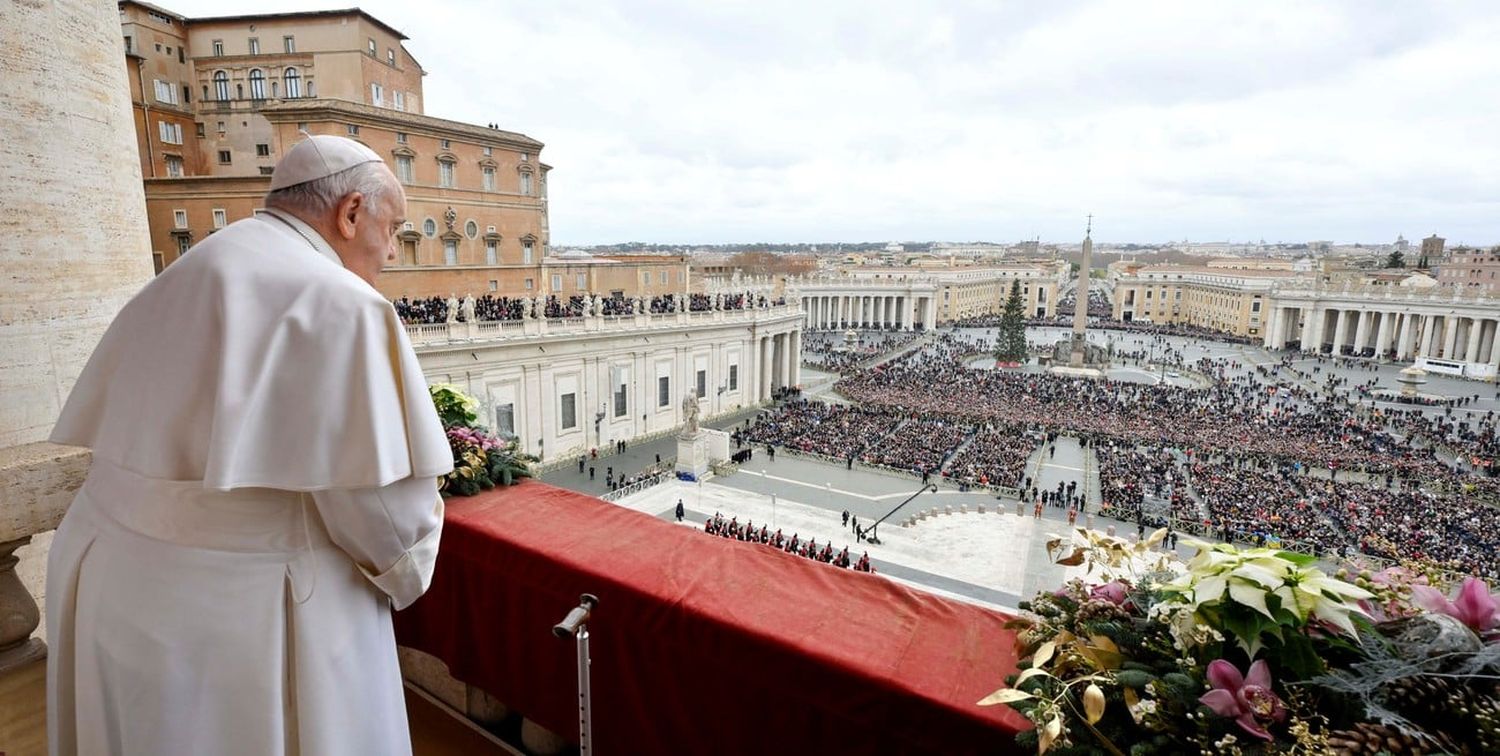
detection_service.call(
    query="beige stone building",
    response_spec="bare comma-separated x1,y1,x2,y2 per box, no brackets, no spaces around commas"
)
119,2,686,302
1109,263,1291,337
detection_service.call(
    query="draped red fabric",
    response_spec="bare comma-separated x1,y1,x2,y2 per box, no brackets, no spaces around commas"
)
395,481,1030,755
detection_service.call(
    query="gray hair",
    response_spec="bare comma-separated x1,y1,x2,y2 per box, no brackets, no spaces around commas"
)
263,161,392,217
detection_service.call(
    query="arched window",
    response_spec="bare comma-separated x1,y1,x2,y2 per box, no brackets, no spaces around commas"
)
422,218,436,238
248,69,265,99
283,67,301,99
213,70,229,101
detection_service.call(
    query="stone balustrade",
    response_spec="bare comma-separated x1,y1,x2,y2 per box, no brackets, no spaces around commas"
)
0,443,91,675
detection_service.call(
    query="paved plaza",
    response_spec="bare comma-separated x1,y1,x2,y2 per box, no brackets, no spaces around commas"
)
542,323,1500,609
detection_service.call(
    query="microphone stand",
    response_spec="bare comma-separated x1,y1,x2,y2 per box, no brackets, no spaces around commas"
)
553,593,600,754
863,483,937,545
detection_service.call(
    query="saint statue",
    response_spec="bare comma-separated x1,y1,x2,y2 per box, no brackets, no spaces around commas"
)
445,293,460,323
461,293,476,323
680,390,701,437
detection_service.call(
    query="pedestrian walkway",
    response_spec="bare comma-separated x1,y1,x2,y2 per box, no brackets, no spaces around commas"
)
540,407,763,495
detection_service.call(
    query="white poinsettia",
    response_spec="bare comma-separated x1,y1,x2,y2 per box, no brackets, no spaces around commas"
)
1156,540,1372,655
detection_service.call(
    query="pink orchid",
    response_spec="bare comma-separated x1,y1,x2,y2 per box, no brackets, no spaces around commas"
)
1410,577,1500,634
1089,580,1130,606
1199,659,1286,741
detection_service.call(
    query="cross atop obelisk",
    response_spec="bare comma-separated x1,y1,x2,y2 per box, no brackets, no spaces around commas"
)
1070,214,1094,367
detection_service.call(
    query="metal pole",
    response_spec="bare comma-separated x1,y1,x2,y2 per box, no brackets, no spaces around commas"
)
553,594,600,754
576,626,592,755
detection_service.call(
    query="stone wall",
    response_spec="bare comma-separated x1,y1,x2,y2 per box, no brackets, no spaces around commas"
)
1,0,156,641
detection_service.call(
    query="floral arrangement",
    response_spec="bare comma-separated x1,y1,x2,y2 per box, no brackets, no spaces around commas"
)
981,528,1500,754
429,384,535,496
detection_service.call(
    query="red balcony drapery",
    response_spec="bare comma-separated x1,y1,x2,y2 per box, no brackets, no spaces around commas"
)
395,481,1029,755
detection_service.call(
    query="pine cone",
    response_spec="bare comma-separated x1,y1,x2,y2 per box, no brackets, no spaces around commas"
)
1326,722,1433,755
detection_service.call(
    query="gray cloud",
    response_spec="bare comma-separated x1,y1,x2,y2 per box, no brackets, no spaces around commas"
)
170,0,1500,244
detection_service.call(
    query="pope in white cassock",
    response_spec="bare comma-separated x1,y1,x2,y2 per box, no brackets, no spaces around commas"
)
46,136,454,755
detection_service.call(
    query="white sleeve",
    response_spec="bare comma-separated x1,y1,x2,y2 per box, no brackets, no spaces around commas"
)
310,476,445,610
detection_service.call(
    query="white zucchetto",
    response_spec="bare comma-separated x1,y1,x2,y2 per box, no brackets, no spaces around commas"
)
269,134,384,191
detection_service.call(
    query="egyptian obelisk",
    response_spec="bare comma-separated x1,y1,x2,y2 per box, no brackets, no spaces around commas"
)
1069,215,1093,367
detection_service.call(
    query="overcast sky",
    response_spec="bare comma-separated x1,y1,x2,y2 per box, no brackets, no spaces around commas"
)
169,1,1500,246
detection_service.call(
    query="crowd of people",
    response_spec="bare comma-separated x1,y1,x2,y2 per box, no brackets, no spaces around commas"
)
702,512,876,572
392,291,786,325
733,326,1500,578
801,330,923,375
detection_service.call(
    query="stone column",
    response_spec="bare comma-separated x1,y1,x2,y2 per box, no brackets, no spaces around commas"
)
1489,320,1500,369
1443,315,1460,359
924,297,937,329
760,336,773,401
779,333,792,387
1417,315,1436,358
790,330,801,386
1300,307,1320,351
1353,310,1371,354
1464,318,1488,364
1,0,157,675
1263,307,1280,349
1374,312,1393,359
1331,308,1349,356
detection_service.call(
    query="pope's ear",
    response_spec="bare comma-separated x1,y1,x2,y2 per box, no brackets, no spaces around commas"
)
335,192,363,240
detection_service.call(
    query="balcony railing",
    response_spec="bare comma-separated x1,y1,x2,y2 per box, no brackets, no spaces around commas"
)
404,303,803,347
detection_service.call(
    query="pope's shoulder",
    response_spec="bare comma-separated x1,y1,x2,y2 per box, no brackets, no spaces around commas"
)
166,214,396,317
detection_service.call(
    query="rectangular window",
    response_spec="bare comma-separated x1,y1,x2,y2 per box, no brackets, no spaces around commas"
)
387,48,396,66
258,167,274,175
657,376,670,408
524,278,534,290
152,79,177,104
560,392,577,430
523,241,534,264
368,38,377,57
488,280,498,291
495,403,514,437
482,167,495,191
165,155,183,176
393,91,405,111
176,235,190,257
576,274,587,290
642,272,650,285
1251,300,1262,313
255,143,270,157
172,209,187,228
660,271,668,284
346,124,359,136
728,364,738,391
178,46,185,64
695,369,706,399
370,83,383,107
157,121,182,144
396,132,408,144
283,36,295,53
212,39,224,56
483,146,493,156
443,239,458,265
217,150,231,164
248,37,260,55
551,274,561,291
439,161,454,187
485,241,497,265
212,208,227,228
396,155,413,183
440,138,451,150
520,172,532,195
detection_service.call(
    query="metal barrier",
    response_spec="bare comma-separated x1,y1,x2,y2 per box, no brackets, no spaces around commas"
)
600,464,675,502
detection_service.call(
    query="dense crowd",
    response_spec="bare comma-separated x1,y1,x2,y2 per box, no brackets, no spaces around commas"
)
702,512,876,572
392,292,785,325
739,327,1500,577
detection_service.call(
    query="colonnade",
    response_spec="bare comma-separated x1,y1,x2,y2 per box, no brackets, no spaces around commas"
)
1265,305,1500,368
756,329,801,398
799,294,937,331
